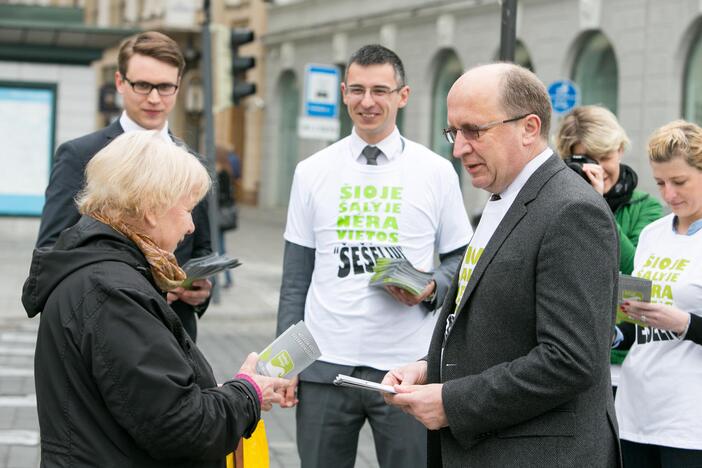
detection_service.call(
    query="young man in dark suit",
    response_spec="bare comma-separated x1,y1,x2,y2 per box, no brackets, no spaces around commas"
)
383,63,621,467
36,31,212,341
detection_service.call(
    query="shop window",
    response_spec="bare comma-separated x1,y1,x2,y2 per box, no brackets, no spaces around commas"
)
336,64,353,138
430,49,463,179
277,70,299,206
572,32,619,114
684,28,702,124
515,40,534,72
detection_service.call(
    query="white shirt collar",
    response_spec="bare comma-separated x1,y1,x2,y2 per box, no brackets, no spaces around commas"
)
496,147,553,202
349,127,402,165
119,111,173,144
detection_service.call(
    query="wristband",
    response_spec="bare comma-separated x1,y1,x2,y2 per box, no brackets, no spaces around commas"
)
235,373,263,405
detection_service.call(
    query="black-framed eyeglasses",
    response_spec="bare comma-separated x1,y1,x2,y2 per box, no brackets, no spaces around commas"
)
443,113,532,144
345,85,404,99
123,77,179,96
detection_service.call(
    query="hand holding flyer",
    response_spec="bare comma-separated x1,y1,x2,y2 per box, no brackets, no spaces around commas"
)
256,321,321,379
616,274,652,326
181,253,242,289
369,258,433,296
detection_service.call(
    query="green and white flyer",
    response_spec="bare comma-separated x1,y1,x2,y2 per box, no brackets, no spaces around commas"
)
616,274,652,326
256,321,321,379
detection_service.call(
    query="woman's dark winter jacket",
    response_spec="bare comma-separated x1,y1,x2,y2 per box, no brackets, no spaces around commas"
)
22,216,260,468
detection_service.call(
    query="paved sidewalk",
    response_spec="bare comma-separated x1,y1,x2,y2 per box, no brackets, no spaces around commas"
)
0,207,381,468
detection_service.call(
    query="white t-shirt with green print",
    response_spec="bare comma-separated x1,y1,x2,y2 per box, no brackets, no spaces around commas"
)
616,214,702,449
453,198,504,311
452,148,552,313
284,129,472,371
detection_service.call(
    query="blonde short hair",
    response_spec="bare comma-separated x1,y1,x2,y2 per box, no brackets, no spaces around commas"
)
555,105,630,158
76,131,211,221
648,119,702,171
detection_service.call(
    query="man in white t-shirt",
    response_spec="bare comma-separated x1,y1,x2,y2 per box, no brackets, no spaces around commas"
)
383,63,621,467
276,44,471,468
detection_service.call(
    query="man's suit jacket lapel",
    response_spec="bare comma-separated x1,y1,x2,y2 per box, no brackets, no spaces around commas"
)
448,155,565,320
76,120,122,181
104,120,188,151
169,130,185,148
103,119,124,143
169,130,203,160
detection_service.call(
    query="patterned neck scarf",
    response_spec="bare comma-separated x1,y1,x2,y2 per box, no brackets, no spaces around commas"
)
91,212,186,292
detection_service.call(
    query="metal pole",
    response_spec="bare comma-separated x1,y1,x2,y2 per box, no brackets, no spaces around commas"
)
499,0,518,62
201,0,221,303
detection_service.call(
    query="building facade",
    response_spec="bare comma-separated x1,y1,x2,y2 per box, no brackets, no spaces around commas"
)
83,0,269,205
261,0,702,216
0,1,135,215
0,0,268,215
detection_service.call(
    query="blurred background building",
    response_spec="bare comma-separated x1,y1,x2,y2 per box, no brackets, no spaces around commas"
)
1,0,702,217
261,0,702,217
80,0,267,205
0,0,266,213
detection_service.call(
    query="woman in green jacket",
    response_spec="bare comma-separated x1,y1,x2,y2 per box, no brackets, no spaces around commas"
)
556,105,663,387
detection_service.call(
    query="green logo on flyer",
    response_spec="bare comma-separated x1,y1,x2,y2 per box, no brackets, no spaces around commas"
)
622,290,643,302
270,350,294,377
259,347,272,361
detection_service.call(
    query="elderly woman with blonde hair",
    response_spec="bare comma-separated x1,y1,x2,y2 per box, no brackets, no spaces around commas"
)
615,120,702,468
22,131,289,467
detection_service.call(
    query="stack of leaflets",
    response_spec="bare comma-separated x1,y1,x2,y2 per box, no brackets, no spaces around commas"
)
369,258,433,296
181,253,242,289
256,321,321,379
616,273,652,327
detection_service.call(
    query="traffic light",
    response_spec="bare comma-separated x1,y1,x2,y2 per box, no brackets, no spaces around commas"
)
230,28,256,105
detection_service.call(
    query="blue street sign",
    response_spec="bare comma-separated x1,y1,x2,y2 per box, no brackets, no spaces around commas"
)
299,64,341,140
303,65,340,118
548,80,579,115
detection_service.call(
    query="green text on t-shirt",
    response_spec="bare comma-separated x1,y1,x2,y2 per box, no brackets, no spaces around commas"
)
337,184,403,243
634,254,690,305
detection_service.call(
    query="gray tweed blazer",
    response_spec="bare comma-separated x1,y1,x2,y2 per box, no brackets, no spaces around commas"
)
426,154,622,468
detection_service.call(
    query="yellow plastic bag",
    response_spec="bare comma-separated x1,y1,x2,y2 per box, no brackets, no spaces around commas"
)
226,419,269,468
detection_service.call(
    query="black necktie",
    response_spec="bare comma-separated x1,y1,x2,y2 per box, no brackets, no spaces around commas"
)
489,193,501,201
362,145,382,166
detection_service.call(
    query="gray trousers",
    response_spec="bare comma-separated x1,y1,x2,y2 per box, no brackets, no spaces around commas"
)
296,366,427,468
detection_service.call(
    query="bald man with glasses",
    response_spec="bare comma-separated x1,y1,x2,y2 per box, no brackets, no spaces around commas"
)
383,63,621,467
36,31,212,342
